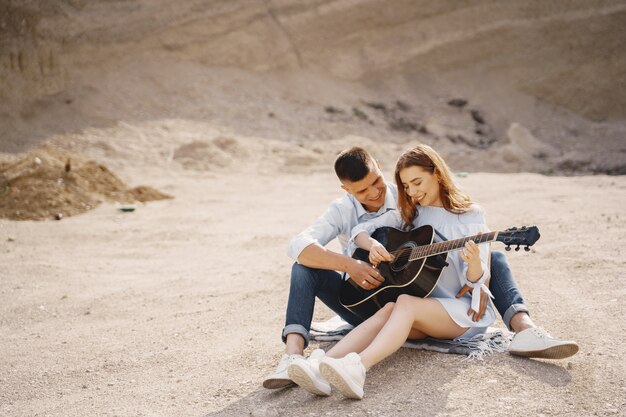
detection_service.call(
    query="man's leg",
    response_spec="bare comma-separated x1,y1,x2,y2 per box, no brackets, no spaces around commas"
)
489,251,578,359
263,263,364,389
283,263,364,351
489,251,531,332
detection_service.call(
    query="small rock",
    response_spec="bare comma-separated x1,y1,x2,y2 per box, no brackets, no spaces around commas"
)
7,237,14,242
396,100,411,111
324,106,344,114
447,98,468,108
352,107,369,121
54,213,63,221
567,362,573,370
471,109,485,124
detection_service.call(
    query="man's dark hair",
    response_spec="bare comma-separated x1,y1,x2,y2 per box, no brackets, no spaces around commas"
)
334,147,374,182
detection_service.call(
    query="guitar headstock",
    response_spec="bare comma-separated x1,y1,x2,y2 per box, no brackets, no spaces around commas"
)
497,226,540,252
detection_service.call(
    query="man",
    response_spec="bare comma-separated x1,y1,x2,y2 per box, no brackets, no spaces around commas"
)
262,147,578,389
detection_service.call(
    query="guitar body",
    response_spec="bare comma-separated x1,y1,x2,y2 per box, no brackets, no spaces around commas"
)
339,225,450,320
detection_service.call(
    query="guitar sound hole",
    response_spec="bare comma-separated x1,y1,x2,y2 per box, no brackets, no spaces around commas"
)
390,241,417,272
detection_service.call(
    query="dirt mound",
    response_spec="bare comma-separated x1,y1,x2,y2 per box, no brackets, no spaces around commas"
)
172,136,250,170
0,146,172,221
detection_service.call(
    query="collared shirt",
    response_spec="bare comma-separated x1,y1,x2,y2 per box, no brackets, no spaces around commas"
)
287,182,398,264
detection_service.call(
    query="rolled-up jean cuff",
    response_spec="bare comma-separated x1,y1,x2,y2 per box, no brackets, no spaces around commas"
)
282,324,310,348
503,304,530,331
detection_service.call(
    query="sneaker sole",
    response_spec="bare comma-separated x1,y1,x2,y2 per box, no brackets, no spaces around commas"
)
509,343,579,360
262,377,295,390
288,363,331,396
319,361,363,400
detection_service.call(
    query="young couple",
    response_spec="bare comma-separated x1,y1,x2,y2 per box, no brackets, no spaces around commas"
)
263,145,578,399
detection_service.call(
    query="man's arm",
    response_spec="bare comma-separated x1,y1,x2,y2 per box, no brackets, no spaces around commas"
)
297,243,384,288
297,242,350,270
288,201,384,288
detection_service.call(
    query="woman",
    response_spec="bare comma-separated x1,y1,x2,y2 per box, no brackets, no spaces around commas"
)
287,144,495,399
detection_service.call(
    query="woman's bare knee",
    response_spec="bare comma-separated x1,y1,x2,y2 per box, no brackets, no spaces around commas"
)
373,302,395,321
382,301,395,311
396,294,416,305
396,294,419,307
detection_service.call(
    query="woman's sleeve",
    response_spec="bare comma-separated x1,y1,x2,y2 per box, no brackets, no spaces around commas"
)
350,210,403,241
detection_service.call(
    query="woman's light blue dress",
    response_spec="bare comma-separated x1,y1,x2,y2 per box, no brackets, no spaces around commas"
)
351,204,496,339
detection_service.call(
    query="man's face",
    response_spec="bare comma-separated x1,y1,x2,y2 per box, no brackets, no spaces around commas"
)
340,162,387,212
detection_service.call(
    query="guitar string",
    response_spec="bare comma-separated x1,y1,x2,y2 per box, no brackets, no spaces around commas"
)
369,228,533,264
385,233,501,262
382,229,532,262
386,232,496,258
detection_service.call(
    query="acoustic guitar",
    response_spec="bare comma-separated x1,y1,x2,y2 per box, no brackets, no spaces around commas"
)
339,225,540,319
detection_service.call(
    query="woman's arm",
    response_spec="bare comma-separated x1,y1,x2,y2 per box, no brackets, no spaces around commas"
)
461,239,488,283
459,206,493,315
350,210,403,242
354,232,393,266
350,210,402,266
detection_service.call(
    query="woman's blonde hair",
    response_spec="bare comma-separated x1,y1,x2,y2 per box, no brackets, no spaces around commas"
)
394,144,473,226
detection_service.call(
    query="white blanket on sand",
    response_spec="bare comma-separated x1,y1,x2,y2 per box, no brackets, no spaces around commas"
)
310,316,513,360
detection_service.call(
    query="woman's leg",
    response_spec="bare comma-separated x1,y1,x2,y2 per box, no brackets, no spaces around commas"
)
359,295,466,369
326,302,396,359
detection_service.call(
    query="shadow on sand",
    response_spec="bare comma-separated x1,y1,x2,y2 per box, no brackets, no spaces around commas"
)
204,349,573,417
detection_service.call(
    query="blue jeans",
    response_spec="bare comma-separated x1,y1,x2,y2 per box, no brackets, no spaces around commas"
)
282,264,365,348
282,251,529,347
488,251,530,331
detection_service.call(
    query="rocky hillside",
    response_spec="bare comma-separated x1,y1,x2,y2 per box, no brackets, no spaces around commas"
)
1,0,625,173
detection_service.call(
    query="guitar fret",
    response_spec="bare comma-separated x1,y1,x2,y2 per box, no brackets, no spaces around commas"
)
407,231,499,261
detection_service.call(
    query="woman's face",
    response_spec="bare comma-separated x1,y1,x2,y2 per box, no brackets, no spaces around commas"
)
399,165,443,207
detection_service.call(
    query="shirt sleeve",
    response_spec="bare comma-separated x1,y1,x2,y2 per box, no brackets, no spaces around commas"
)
350,210,403,242
287,202,344,261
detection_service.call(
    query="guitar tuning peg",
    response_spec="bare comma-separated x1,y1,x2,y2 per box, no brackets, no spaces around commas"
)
505,245,511,251
515,245,520,252
524,246,531,252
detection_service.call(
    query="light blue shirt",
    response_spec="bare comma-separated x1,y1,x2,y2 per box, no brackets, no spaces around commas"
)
287,182,398,264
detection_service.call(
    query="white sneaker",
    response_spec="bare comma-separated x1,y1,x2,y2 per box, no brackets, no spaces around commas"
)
509,328,579,359
319,352,366,400
288,349,331,396
262,353,304,389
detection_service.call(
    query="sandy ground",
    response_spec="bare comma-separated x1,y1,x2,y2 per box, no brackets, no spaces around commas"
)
2,3,626,415
1,139,625,416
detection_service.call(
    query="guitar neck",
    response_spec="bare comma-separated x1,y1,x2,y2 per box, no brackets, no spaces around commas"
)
408,231,497,261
